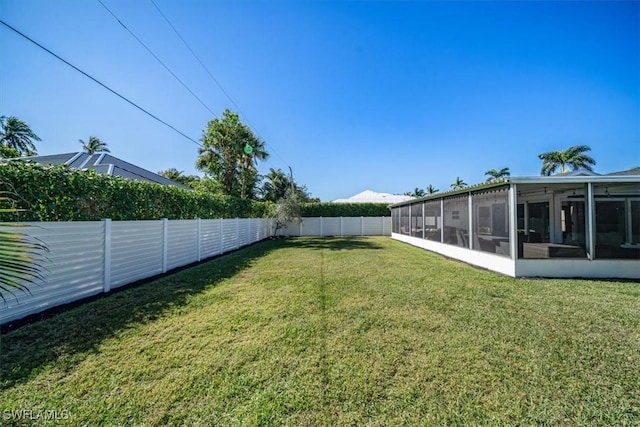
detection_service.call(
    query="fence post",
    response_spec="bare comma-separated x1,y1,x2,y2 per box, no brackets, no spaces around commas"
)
299,219,302,236
361,216,364,236
102,218,111,292
236,217,240,248
381,216,385,235
161,218,168,273
320,217,323,236
340,217,344,237
197,218,202,262
220,217,224,254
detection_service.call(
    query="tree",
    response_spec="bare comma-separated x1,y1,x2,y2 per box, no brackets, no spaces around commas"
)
404,187,425,198
485,167,510,182
0,187,48,302
451,177,467,190
79,136,109,154
190,176,224,195
196,109,268,199
239,137,268,199
158,168,201,188
0,116,41,157
261,168,291,202
538,145,596,176
273,187,302,235
260,168,315,203
425,185,439,195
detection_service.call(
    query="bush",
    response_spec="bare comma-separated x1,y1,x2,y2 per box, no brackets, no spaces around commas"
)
300,203,390,217
0,162,274,221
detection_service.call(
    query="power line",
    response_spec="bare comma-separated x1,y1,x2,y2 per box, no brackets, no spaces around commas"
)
0,19,201,147
97,0,217,117
148,0,289,166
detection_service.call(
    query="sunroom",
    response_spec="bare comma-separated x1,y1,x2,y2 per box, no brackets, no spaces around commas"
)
391,175,640,278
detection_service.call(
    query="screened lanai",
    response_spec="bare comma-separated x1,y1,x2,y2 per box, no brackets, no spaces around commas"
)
391,175,640,278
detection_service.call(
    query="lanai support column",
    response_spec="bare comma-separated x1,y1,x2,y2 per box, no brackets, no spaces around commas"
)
586,182,596,260
509,184,518,260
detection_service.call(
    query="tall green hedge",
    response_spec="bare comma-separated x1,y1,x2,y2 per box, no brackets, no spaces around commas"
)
0,162,273,221
300,202,390,217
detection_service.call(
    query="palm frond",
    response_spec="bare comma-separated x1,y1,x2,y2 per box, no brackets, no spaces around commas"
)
0,192,49,302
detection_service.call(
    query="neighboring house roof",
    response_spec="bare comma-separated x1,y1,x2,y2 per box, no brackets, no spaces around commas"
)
18,152,189,188
332,190,413,204
606,167,640,176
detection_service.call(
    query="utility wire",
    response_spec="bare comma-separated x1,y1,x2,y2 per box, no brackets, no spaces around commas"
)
97,0,217,117
0,19,201,146
149,0,289,166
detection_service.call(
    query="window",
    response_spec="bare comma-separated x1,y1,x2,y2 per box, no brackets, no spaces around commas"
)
561,201,585,247
595,201,626,258
443,197,469,248
472,189,510,256
411,203,423,238
400,206,410,235
527,202,550,243
424,200,441,242
632,201,640,244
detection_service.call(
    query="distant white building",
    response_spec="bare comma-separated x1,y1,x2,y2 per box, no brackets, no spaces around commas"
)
332,190,413,204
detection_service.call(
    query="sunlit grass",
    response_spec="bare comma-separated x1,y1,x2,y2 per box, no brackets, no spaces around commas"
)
1,237,639,426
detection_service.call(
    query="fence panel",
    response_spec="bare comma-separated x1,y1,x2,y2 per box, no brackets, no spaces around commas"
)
0,221,104,324
200,219,222,258
222,219,238,252
238,218,251,247
342,217,362,236
363,217,390,235
301,218,321,236
320,218,342,236
111,220,163,288
167,220,199,270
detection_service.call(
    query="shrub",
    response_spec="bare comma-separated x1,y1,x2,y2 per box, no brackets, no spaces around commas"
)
0,162,274,221
300,202,390,217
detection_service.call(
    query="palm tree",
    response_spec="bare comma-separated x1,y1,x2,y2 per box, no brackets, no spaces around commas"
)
485,167,510,182
158,168,185,182
0,189,48,302
538,145,596,176
451,177,467,190
0,116,41,157
404,187,425,198
197,109,268,199
157,168,200,187
239,135,269,199
79,136,109,154
261,168,291,202
425,185,439,195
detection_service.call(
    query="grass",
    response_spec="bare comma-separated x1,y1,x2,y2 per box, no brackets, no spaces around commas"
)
1,237,639,426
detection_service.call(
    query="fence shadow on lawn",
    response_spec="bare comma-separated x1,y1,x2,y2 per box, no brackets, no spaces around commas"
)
0,238,287,391
287,236,385,251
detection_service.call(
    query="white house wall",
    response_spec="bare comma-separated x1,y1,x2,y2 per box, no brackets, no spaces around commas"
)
393,232,516,277
515,259,640,279
392,233,640,279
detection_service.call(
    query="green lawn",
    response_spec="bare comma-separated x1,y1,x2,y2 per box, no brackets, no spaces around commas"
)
1,237,639,426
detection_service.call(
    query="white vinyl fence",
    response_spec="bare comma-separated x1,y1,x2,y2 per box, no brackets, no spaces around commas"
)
279,216,391,237
1,216,390,325
1,218,273,325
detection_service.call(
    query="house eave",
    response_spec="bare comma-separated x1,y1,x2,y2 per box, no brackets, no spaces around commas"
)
391,175,640,208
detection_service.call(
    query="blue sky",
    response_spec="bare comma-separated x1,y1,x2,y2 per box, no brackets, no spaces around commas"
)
1,1,638,201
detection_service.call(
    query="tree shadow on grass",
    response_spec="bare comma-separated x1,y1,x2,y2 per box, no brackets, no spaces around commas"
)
287,236,385,251
0,238,286,391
